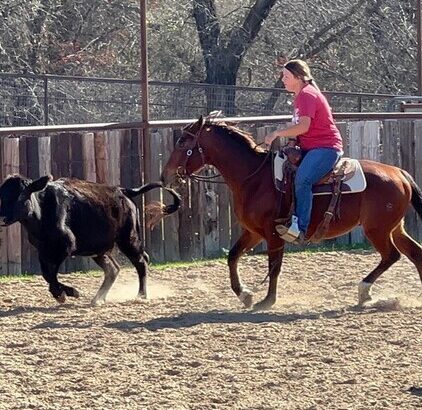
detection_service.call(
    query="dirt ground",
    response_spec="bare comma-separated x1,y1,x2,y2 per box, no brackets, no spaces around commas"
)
0,249,421,410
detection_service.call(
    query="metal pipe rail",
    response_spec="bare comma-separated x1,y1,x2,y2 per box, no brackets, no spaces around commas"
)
2,112,422,136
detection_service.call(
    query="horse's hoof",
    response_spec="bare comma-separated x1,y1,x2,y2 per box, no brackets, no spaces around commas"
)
56,292,66,304
358,281,373,306
252,299,275,311
91,298,105,307
358,295,372,307
239,290,253,308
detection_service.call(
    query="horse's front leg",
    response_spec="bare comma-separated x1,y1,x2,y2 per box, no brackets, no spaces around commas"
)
228,229,262,308
253,242,285,311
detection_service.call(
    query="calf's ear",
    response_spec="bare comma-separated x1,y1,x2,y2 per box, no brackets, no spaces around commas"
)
26,174,53,194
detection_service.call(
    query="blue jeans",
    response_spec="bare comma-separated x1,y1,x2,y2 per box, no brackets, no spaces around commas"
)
295,148,342,233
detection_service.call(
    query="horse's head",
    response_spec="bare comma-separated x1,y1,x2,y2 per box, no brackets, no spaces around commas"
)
161,116,209,185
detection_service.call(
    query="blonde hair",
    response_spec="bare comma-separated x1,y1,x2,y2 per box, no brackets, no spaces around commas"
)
283,59,320,91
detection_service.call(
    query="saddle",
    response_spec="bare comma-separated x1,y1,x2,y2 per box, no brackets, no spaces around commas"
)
278,147,366,194
273,147,367,243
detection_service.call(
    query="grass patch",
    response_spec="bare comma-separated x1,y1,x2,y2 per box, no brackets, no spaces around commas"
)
286,241,373,254
0,273,35,283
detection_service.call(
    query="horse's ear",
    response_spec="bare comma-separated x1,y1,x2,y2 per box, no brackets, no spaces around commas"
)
198,115,205,128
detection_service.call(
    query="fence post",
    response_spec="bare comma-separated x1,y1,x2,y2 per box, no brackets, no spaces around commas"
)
43,76,49,126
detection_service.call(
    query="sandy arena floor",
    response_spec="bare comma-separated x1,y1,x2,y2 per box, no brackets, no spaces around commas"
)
0,250,421,410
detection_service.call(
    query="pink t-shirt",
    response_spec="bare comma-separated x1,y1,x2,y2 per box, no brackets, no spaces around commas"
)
292,84,343,152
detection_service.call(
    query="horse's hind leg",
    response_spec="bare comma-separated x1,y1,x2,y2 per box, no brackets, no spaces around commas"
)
391,221,422,282
359,226,401,305
228,230,262,308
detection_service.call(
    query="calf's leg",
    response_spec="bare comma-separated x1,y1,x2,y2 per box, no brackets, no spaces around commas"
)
91,254,120,305
117,239,148,299
39,257,72,303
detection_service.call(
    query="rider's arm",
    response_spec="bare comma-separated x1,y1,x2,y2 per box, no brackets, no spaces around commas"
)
277,116,311,138
265,116,311,146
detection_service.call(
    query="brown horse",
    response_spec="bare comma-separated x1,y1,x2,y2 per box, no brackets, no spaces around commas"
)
160,116,422,310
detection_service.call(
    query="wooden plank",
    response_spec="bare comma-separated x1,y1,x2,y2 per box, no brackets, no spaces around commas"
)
60,133,72,177
70,133,84,179
190,178,205,259
336,122,349,157
177,179,194,261
362,121,380,162
161,128,180,261
32,136,50,273
381,120,400,167
414,121,422,242
120,129,133,188
0,222,7,276
106,130,121,186
145,130,164,262
399,120,418,240
82,132,96,182
18,137,31,274
203,175,219,257
130,128,142,187
51,133,77,273
333,122,351,245
132,128,144,244
94,132,108,184
348,121,365,244
3,137,21,275
169,129,194,261
65,133,82,273
38,137,51,177
71,132,97,272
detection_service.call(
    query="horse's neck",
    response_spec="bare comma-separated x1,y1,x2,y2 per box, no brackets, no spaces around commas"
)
208,145,266,190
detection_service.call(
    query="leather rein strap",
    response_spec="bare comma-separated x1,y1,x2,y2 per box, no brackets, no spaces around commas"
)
309,161,347,243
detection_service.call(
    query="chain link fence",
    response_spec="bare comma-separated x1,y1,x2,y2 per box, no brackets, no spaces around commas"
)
0,73,402,127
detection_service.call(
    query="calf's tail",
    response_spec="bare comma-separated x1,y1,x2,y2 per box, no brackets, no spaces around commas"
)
122,182,182,228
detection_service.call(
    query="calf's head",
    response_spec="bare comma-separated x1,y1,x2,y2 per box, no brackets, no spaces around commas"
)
0,175,52,226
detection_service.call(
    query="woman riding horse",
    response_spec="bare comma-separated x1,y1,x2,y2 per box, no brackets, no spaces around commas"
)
159,117,422,311
265,59,343,245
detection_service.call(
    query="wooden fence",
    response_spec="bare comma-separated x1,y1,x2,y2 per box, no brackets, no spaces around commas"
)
0,119,421,274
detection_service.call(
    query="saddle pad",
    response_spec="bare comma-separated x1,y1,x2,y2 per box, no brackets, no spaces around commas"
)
274,153,367,196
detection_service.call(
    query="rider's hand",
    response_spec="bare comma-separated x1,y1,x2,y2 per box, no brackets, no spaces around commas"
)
265,131,278,147
287,138,297,148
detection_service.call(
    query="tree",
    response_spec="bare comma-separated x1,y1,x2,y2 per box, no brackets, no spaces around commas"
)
192,0,277,114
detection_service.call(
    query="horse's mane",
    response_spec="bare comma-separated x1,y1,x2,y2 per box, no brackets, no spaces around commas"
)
207,121,266,153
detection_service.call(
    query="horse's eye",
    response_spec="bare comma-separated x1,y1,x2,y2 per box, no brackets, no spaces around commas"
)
176,138,187,149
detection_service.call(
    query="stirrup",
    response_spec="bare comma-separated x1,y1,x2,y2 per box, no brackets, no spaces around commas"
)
275,215,301,243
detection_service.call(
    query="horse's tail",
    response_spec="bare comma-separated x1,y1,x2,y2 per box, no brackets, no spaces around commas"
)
401,170,422,219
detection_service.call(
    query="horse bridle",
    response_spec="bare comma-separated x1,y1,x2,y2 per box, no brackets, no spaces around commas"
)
176,122,226,184
176,121,272,185
175,122,206,180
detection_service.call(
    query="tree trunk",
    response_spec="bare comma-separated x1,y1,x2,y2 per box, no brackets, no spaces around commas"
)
193,0,278,116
